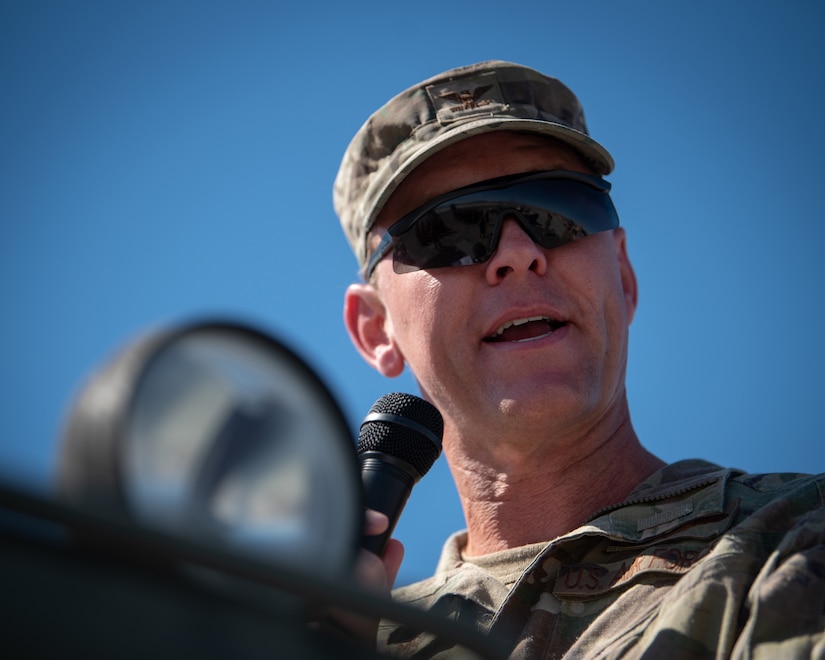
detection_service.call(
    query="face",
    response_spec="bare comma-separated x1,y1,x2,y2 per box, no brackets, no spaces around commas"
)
345,132,637,454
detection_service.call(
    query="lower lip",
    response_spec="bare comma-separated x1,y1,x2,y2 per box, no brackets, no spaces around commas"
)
484,323,570,349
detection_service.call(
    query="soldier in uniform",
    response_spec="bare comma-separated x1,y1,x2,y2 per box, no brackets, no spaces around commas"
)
333,60,825,658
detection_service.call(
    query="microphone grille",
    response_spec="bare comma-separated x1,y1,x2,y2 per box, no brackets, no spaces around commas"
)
357,393,443,478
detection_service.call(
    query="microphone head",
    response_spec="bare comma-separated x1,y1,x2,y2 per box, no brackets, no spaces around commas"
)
357,393,443,479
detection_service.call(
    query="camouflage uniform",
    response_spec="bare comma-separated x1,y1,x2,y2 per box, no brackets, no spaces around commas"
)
378,460,825,658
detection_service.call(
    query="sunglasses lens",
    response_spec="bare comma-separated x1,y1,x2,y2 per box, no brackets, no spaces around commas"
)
389,172,619,274
392,205,497,272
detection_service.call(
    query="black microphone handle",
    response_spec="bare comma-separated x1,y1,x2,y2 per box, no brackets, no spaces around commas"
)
360,453,419,556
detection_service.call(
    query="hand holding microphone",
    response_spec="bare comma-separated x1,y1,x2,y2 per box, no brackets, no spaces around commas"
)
313,393,442,645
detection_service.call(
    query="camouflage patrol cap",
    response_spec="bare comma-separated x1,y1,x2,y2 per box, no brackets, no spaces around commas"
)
333,60,614,269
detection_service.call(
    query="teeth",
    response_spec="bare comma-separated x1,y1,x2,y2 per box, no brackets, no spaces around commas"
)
492,316,549,337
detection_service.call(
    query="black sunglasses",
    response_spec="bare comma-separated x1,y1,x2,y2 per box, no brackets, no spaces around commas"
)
363,170,620,279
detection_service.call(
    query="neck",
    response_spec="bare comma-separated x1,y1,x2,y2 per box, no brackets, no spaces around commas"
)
447,399,664,557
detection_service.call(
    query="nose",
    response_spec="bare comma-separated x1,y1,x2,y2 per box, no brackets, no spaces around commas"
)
484,216,548,283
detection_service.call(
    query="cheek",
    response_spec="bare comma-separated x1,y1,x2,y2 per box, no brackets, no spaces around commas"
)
590,262,632,376
557,239,631,341
383,274,445,349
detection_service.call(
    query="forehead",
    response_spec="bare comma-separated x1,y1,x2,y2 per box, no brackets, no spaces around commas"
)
375,132,592,229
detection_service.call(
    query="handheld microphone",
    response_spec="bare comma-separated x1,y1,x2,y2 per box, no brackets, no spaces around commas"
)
358,393,444,556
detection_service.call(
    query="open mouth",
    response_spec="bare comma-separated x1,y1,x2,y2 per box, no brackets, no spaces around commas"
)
483,316,566,343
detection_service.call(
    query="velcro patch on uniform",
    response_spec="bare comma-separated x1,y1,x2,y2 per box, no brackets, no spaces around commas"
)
636,501,694,531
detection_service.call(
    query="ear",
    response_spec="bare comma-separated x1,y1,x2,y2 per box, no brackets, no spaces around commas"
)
613,229,638,325
343,283,405,377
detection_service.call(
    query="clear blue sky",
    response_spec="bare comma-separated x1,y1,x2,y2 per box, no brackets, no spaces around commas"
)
1,1,823,587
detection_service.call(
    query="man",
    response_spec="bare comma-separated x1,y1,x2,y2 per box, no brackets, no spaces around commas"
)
333,61,825,657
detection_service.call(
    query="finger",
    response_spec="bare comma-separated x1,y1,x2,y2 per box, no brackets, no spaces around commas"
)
382,538,404,589
354,547,392,594
364,508,389,536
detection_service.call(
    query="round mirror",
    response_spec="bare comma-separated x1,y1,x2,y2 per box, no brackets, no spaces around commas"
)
59,321,362,577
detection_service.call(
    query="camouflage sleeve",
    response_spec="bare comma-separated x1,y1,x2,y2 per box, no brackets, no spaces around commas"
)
732,505,825,658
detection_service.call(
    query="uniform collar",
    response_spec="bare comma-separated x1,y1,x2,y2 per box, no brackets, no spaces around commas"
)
582,459,738,543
